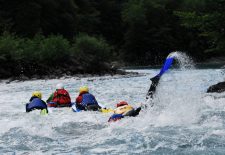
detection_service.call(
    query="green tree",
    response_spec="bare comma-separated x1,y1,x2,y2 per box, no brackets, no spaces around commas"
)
0,0,78,38
74,0,100,35
176,0,225,57
71,34,112,73
121,0,184,65
121,0,148,64
96,0,124,46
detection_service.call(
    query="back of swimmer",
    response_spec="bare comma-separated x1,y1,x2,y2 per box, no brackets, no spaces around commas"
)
47,83,71,107
108,101,141,122
26,91,48,113
75,86,101,111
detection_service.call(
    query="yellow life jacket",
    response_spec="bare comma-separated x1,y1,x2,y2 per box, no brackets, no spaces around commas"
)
114,105,134,115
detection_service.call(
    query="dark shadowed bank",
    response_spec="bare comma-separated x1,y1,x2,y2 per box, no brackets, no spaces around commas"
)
0,58,132,82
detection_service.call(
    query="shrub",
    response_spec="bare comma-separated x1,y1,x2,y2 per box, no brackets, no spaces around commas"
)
72,34,112,72
0,32,24,62
0,33,72,76
38,35,71,66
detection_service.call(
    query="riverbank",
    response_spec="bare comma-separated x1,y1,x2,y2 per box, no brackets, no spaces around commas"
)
0,66,132,83
1,68,141,84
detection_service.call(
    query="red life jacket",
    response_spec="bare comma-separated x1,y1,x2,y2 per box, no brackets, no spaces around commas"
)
52,89,71,106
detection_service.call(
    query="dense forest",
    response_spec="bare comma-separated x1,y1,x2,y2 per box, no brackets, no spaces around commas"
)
0,0,225,79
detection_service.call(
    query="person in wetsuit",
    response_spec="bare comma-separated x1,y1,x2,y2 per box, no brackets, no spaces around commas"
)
108,101,141,122
26,91,48,113
75,86,101,111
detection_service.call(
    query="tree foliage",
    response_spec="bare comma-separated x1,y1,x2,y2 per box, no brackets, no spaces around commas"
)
0,0,224,75
72,34,112,72
176,0,225,56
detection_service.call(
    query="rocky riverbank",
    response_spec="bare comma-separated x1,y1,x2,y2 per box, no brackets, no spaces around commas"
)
0,59,129,81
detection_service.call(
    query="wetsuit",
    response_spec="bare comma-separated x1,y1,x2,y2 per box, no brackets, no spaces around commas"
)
76,92,101,111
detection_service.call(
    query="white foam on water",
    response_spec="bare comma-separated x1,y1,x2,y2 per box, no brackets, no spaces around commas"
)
141,52,201,127
168,51,195,70
1,52,225,154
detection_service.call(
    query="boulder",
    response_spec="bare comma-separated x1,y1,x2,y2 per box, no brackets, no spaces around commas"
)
207,81,225,93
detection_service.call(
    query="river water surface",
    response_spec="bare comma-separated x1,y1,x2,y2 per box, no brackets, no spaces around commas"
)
0,67,225,154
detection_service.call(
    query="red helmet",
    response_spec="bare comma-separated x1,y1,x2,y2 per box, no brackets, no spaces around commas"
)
116,101,128,107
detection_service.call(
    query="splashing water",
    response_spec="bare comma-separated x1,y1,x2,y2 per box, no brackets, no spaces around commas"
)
144,51,201,126
0,52,225,154
169,51,195,70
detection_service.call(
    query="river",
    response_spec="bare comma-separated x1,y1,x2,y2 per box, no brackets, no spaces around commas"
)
1,62,225,154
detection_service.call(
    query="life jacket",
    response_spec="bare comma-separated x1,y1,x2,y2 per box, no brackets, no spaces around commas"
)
26,98,47,112
114,105,134,115
108,107,141,122
80,93,98,107
52,89,71,107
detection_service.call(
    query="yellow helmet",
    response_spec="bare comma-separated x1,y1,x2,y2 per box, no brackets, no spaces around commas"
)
32,91,42,99
79,86,89,93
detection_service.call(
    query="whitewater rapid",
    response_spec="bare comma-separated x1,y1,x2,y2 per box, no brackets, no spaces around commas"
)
1,68,225,154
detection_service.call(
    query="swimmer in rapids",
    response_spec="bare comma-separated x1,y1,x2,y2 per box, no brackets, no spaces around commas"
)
108,55,175,122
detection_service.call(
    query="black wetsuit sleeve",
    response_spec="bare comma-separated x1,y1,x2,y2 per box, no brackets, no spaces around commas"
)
146,76,160,99
123,107,141,117
25,103,29,112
